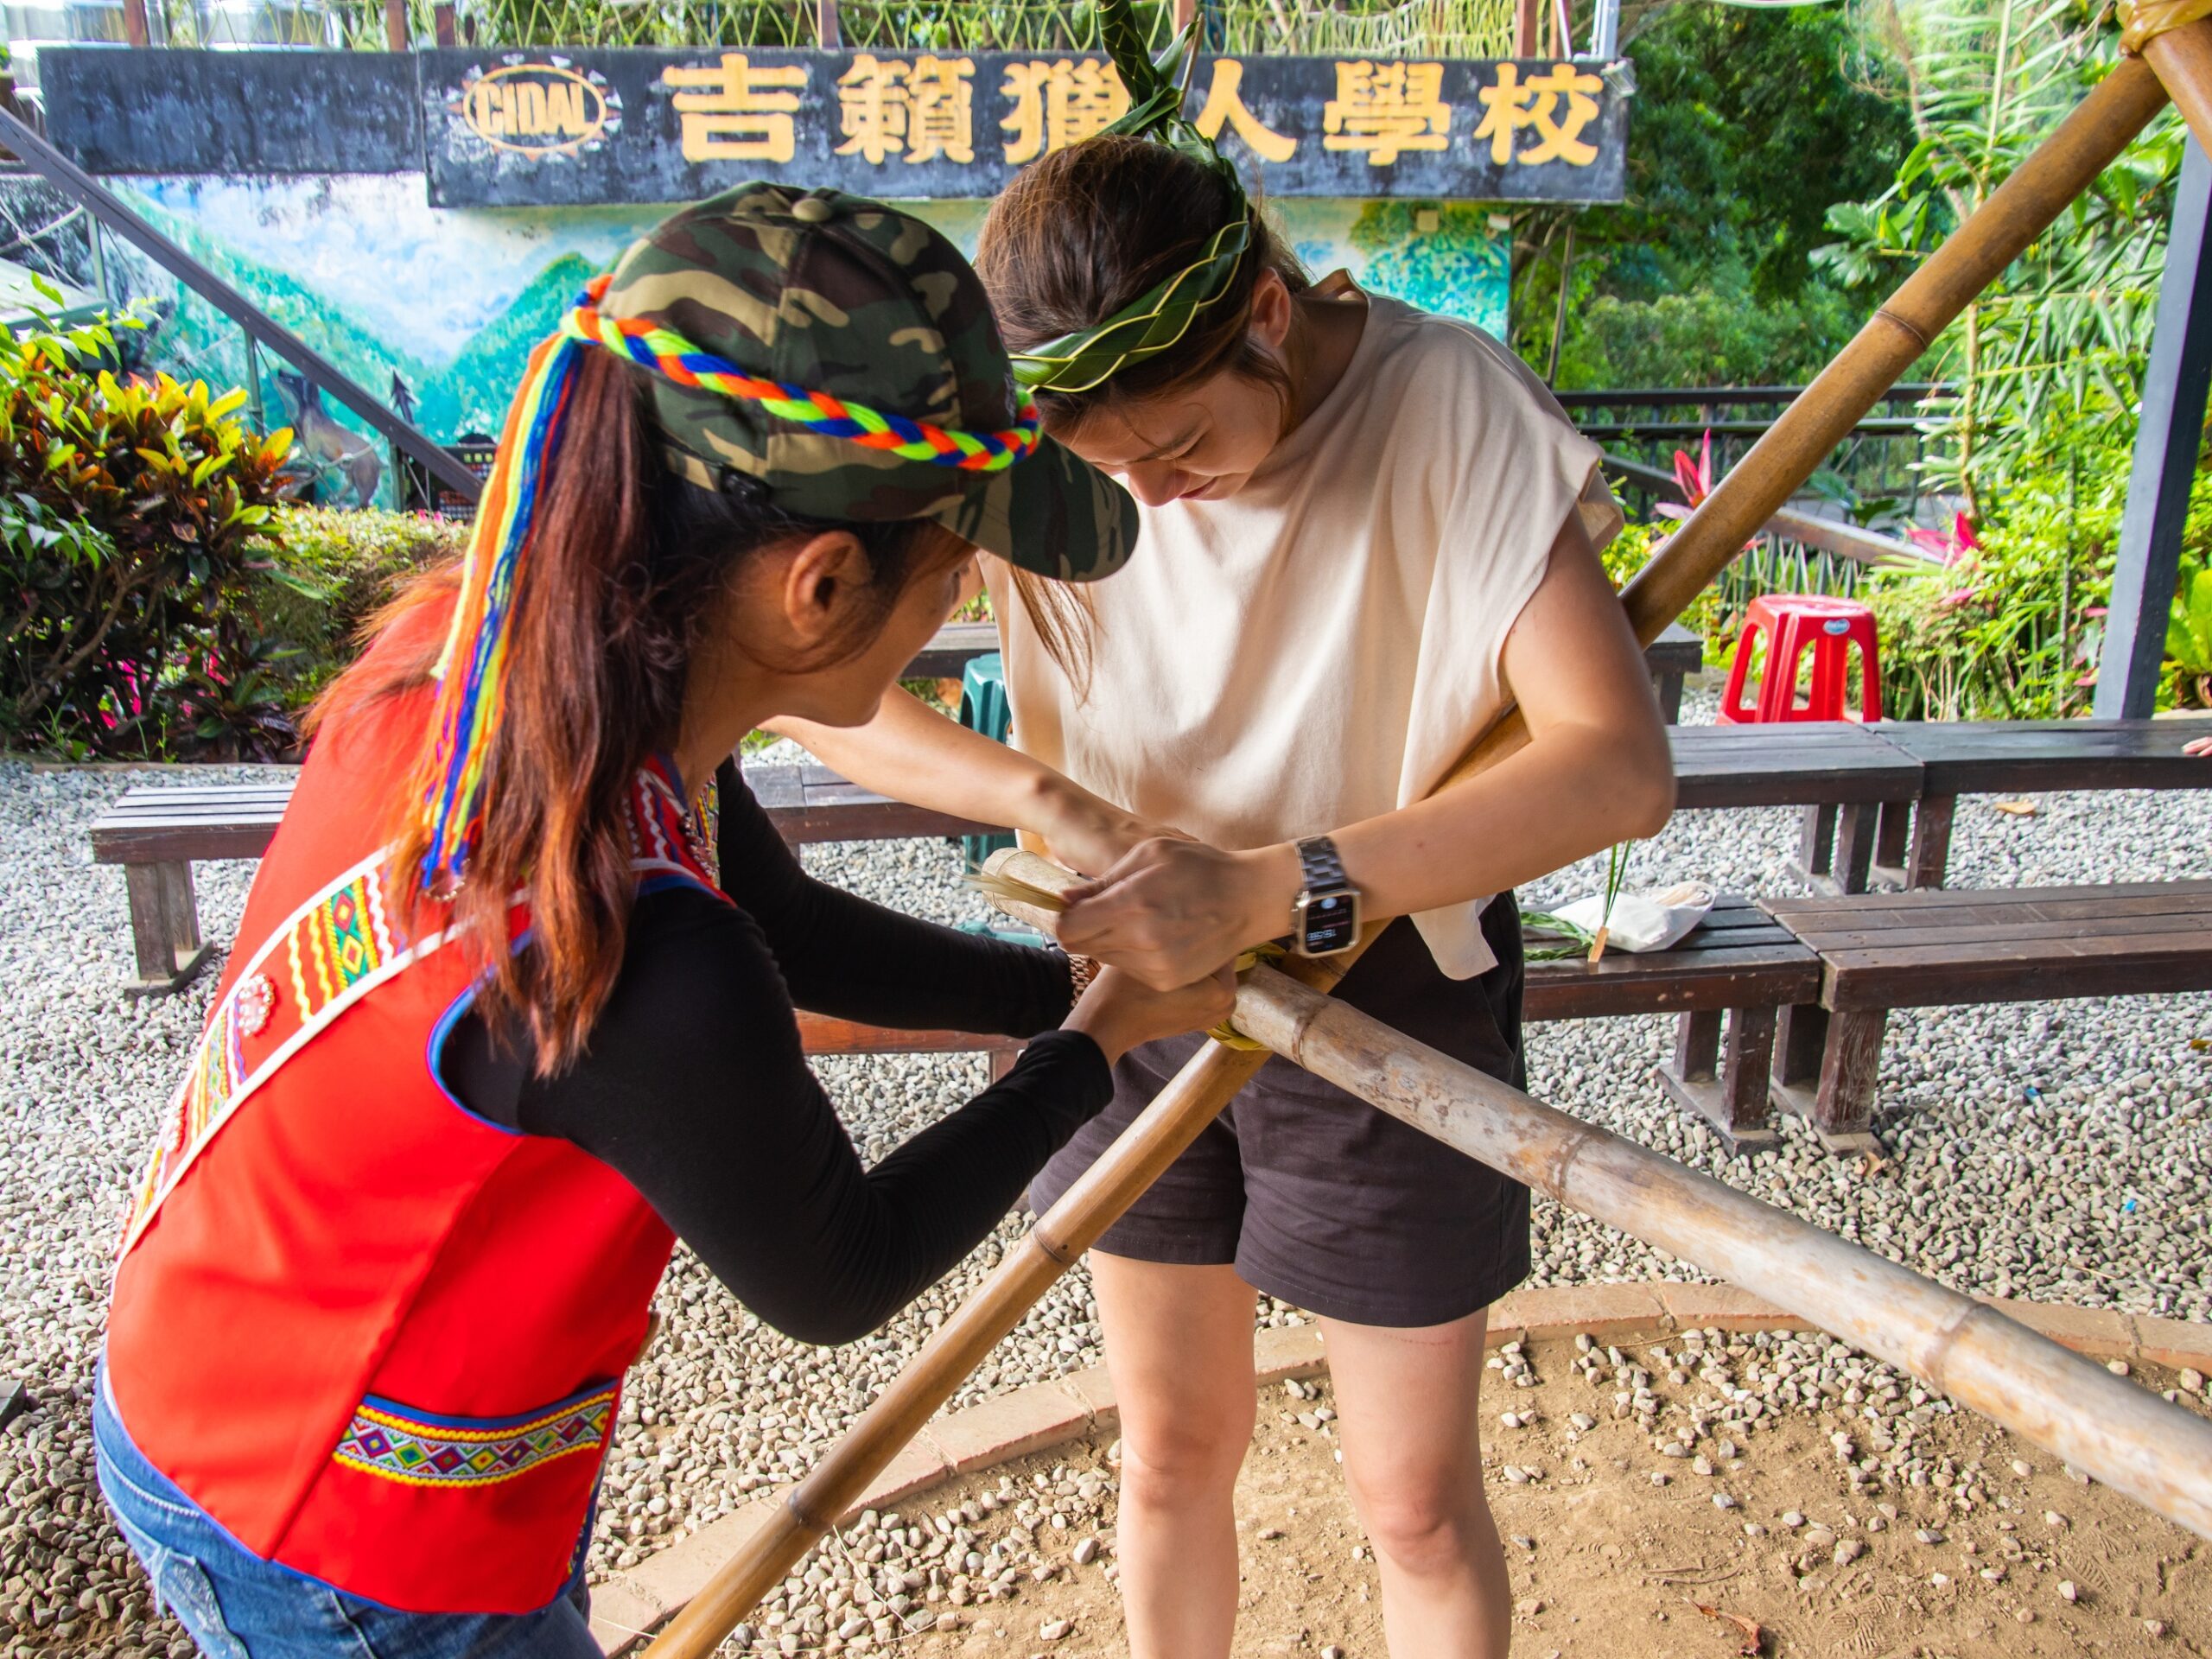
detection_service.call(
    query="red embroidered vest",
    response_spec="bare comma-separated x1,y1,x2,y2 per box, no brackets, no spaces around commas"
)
105,632,719,1616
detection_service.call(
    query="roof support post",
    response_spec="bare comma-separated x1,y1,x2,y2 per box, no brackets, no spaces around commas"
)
2097,136,2212,718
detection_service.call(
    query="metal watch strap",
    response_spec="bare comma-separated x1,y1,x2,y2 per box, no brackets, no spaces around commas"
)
1294,835,1349,905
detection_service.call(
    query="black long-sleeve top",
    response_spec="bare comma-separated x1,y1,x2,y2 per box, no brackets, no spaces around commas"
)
443,760,1107,1345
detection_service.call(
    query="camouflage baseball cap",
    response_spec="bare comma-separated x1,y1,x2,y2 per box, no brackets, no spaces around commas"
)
599,182,1135,582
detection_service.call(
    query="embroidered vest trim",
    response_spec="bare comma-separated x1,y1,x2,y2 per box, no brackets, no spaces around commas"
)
118,754,719,1263
331,1380,620,1491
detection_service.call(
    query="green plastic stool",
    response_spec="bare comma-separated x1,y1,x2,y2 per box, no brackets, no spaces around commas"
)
958,652,1017,869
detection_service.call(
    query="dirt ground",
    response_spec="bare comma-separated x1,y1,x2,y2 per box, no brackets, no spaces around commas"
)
886,1335,2210,1659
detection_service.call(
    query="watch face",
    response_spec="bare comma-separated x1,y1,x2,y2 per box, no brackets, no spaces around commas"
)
1300,891,1359,956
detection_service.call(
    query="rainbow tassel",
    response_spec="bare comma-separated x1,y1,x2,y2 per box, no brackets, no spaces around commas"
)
419,329,586,893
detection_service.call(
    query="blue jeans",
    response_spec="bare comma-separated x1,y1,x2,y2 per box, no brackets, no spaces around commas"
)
93,1368,604,1659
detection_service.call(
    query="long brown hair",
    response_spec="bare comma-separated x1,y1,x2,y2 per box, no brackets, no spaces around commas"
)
314,350,964,1074
976,135,1309,688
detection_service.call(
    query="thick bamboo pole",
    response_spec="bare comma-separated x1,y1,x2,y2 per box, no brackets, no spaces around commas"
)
640,53,2184,1659
2144,23,2212,159
639,1027,1286,1654
1234,965,2212,1541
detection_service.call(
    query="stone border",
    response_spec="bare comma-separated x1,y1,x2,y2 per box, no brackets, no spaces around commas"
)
589,1283,2212,1654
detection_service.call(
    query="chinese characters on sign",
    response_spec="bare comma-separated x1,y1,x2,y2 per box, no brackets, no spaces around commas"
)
1324,61,1451,164
836,54,977,164
422,50,1629,208
1472,62,1605,165
664,52,806,162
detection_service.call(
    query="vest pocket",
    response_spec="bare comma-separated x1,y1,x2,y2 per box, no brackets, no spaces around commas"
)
331,1380,620,1490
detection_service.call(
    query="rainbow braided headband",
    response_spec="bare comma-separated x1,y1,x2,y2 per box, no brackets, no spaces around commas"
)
1009,0,1255,397
420,273,1043,892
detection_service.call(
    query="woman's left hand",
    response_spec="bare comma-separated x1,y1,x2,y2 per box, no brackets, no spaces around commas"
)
1058,838,1298,991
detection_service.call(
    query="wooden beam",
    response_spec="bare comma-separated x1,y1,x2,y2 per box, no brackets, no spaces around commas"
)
122,0,149,47
816,0,841,48
2145,21,2212,161
385,0,409,51
2097,137,2212,716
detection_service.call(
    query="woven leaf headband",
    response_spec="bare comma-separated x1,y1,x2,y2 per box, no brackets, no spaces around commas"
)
1008,0,1256,396
421,275,1043,892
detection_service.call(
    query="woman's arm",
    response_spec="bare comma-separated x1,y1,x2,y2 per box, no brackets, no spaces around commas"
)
448,891,1230,1345
766,690,1166,877
714,759,1070,1037
1056,515,1676,987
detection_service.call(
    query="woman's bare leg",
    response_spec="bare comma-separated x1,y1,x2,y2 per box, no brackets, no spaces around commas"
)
1090,1253,1258,1659
1323,1307,1511,1659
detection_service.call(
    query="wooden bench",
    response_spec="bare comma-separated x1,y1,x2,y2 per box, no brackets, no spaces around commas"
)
1867,719,2212,889
90,781,298,990
88,632,1707,989
1523,894,1822,1154
1669,721,1925,897
1763,880,2212,1153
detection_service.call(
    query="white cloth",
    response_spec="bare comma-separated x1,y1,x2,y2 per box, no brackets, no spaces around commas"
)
994,289,1621,978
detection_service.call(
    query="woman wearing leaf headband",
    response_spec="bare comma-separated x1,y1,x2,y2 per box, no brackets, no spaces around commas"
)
92,184,1231,1657
772,17,1676,1659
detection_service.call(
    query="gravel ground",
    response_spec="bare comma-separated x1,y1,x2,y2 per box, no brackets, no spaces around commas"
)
779,1335,2211,1659
0,694,2207,1656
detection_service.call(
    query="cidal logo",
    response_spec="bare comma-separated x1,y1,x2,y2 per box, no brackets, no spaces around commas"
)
454,57,621,158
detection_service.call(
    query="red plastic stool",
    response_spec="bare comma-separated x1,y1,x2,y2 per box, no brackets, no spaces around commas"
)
1719,594,1883,724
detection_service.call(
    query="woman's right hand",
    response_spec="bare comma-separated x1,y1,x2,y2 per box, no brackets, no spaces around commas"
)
1061,961,1238,1066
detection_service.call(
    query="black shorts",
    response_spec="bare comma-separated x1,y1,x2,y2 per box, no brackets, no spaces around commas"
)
1028,897,1531,1329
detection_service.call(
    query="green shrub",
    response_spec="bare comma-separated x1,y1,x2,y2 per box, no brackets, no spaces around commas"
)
1864,398,2212,721
0,305,298,760
248,505,463,707
2166,557,2212,710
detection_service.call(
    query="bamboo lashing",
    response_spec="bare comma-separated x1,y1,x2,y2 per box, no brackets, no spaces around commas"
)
640,37,2208,1656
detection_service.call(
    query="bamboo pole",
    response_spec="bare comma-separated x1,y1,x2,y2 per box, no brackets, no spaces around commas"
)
639,50,2186,1659
2144,23,2212,160
1232,965,2212,1541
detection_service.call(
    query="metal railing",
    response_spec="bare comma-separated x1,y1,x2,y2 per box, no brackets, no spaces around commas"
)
1572,384,1949,518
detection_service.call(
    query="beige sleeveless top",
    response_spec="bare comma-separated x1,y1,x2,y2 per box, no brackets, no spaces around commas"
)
988,286,1621,979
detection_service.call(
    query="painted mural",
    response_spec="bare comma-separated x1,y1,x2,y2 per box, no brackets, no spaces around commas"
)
103,172,1507,505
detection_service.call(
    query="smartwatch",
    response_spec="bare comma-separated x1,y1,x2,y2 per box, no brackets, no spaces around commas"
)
1290,835,1362,957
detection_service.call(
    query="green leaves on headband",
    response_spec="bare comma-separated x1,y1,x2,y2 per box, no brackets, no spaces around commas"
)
1008,0,1255,397
1011,214,1250,394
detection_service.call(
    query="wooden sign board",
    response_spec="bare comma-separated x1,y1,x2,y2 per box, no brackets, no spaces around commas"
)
43,48,1630,206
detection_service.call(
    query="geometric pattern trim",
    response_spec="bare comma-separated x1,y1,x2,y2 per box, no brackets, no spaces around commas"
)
626,753,721,892
287,868,397,1024
118,849,430,1262
332,1383,618,1489
118,760,722,1262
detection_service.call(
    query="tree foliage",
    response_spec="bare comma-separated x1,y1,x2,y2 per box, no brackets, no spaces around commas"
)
1516,0,1916,385
1811,0,2183,512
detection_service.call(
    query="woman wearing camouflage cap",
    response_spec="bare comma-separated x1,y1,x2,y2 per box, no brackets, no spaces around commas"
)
92,183,1230,1656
